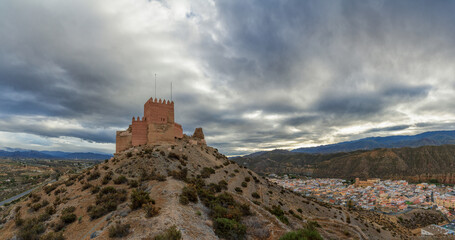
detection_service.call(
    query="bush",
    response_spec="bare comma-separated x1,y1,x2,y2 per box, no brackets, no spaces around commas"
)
128,180,139,188
179,195,189,205
87,187,127,219
62,206,76,214
154,225,182,240
82,182,93,191
251,192,260,199
279,223,322,240
108,222,130,238
40,232,65,240
214,218,246,240
144,203,159,218
130,189,151,210
180,186,198,204
44,184,58,194
102,173,112,185
60,213,77,224
38,213,51,222
114,175,127,184
234,187,242,193
244,177,250,182
201,167,215,178
268,205,289,225
17,218,45,240
170,168,188,181
88,171,101,181
218,180,228,190
241,182,247,188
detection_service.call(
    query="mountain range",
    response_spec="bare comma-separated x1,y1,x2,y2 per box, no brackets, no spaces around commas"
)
0,149,112,160
292,130,455,154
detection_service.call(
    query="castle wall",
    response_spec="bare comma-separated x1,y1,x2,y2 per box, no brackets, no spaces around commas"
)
174,123,183,139
144,98,174,124
116,130,132,153
131,117,148,146
116,98,184,153
147,123,176,143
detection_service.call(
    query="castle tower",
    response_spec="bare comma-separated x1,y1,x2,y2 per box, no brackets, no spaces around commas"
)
115,98,183,153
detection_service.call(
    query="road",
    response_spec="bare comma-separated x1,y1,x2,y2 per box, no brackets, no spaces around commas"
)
0,179,56,206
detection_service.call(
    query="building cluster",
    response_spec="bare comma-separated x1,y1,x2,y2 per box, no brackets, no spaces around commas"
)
269,176,455,217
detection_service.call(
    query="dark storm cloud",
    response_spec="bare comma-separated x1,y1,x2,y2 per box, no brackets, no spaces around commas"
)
364,125,411,134
1,0,455,154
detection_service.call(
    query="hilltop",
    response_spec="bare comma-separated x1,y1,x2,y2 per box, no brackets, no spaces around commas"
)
0,136,406,239
292,130,455,154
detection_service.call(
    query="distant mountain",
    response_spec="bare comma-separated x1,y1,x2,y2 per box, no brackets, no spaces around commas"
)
292,130,455,154
0,149,112,160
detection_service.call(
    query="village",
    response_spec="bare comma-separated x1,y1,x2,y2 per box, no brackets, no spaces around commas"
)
269,176,455,218
269,176,455,235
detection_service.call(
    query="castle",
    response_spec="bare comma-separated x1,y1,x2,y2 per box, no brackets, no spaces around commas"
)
115,97,184,153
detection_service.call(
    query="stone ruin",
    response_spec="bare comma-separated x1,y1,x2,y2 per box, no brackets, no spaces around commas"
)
116,97,205,153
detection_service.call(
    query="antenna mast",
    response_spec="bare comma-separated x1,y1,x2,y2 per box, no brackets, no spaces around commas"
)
171,82,173,101
154,73,157,99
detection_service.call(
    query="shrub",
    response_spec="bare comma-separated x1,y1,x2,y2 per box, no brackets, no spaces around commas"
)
144,203,159,218
234,169,239,173
251,192,260,199
180,186,198,204
114,175,127,184
108,222,130,238
38,213,51,222
279,222,322,240
17,217,45,240
82,182,93,190
62,206,75,214
91,185,100,194
208,183,222,193
128,180,139,188
170,168,188,181
201,167,215,178
88,171,101,181
244,177,250,182
218,180,228,190
44,184,58,194
15,213,24,226
87,187,127,219
126,152,133,158
60,213,76,224
241,182,247,188
154,225,182,240
40,232,65,240
234,187,242,193
102,174,112,185
179,195,189,205
268,205,289,225
214,218,246,240
130,189,151,210
297,208,303,213
30,193,41,203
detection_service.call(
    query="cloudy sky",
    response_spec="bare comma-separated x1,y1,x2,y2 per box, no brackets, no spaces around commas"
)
1,0,455,155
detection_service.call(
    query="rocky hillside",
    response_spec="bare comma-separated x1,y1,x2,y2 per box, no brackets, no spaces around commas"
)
313,145,455,182
0,136,404,239
234,145,455,183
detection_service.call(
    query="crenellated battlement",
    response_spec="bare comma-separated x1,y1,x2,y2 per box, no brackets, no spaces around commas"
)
132,116,146,122
146,98,174,105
